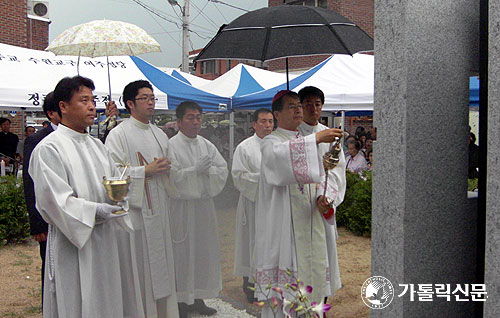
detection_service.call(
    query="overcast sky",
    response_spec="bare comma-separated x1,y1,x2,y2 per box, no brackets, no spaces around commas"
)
48,0,268,68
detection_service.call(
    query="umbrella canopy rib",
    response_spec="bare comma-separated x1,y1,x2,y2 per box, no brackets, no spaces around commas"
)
194,5,373,64
260,27,272,62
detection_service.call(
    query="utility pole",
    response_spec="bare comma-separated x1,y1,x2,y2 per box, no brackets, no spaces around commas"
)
168,0,190,73
181,0,190,73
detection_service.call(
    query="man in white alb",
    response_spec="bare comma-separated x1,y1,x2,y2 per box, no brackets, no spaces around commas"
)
298,86,346,301
29,76,142,318
254,90,344,318
168,101,228,317
232,108,274,302
105,80,179,318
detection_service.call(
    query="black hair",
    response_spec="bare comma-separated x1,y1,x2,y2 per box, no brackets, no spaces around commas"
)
252,108,272,122
0,117,11,125
53,76,95,117
122,80,154,112
42,92,58,120
470,132,476,143
176,101,202,120
298,86,325,104
272,91,300,113
346,135,357,142
25,126,35,133
355,126,365,137
347,139,361,151
366,148,373,163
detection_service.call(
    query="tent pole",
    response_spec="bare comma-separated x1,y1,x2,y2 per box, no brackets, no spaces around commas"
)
341,110,346,137
21,108,25,139
229,111,235,163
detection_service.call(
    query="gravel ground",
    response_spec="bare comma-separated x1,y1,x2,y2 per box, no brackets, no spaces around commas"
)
0,184,370,318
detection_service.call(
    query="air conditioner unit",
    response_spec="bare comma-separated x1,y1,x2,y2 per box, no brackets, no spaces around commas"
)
27,1,50,19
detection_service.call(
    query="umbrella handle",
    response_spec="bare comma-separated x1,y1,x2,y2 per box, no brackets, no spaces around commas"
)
106,54,112,101
77,52,80,75
286,57,289,90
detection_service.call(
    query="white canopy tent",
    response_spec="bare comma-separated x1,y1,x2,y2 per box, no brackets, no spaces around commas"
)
159,67,212,87
198,63,298,97
230,53,374,111
0,43,168,110
292,54,374,111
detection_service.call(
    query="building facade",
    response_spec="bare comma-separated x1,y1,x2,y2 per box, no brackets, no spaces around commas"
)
0,0,50,136
193,0,373,77
267,0,373,72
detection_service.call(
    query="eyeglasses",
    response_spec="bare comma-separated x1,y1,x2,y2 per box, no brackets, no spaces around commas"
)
135,96,158,103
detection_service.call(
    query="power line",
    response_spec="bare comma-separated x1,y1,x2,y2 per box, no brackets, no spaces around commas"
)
189,20,217,33
208,0,249,12
188,28,212,39
150,30,182,35
168,0,183,21
211,0,228,22
190,1,220,29
191,0,209,23
248,0,257,10
144,7,182,47
129,0,181,28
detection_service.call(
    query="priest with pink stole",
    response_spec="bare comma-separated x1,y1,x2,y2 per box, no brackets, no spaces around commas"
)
254,90,344,318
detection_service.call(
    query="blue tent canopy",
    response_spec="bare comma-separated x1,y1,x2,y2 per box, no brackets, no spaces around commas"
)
133,55,479,112
234,66,265,97
470,76,479,107
231,56,331,110
170,69,191,85
131,56,230,112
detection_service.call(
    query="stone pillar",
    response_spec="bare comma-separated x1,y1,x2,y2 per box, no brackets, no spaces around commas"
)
485,1,500,317
371,1,479,317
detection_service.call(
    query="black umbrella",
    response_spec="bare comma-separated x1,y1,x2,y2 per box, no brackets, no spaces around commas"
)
194,4,373,88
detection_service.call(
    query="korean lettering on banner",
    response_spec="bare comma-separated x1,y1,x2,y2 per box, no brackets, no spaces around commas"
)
93,95,112,106
398,284,487,302
28,93,41,106
0,54,20,62
0,54,127,68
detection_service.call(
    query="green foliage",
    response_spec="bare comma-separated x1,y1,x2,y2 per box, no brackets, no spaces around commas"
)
468,178,478,191
0,176,30,245
336,170,372,236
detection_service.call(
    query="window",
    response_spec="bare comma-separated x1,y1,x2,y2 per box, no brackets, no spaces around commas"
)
201,60,216,74
285,0,327,8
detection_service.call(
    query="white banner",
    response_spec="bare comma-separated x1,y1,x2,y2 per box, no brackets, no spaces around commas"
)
0,43,167,110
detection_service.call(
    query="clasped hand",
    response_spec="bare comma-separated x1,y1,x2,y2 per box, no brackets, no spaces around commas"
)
194,155,212,174
145,157,171,177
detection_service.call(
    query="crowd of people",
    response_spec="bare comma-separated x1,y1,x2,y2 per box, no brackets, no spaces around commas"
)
0,118,51,171
18,76,351,318
344,126,375,173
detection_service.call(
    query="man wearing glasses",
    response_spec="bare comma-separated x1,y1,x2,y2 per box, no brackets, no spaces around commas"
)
105,80,179,318
254,90,344,317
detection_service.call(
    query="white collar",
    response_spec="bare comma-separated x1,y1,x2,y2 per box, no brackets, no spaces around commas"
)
129,116,150,130
57,124,89,141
